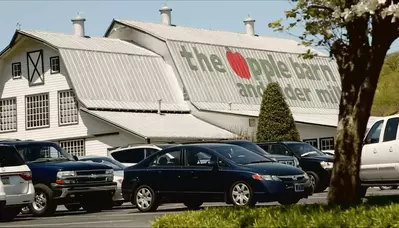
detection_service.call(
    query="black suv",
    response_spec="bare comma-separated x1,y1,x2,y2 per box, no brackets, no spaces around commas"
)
257,141,333,193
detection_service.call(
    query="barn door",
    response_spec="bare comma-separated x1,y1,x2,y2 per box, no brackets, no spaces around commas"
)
27,50,44,85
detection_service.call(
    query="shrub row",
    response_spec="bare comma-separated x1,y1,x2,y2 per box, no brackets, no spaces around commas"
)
151,196,399,228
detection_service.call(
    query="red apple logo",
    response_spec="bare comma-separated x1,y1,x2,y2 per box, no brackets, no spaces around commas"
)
225,47,251,80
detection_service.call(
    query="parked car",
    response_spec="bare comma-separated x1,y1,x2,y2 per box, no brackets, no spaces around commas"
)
182,140,300,168
322,150,335,156
0,144,35,221
122,143,313,212
358,114,399,197
108,144,176,167
257,141,333,193
79,156,126,206
0,140,117,216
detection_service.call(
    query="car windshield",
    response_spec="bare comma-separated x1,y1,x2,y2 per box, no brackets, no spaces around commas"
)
286,143,325,157
81,157,126,171
226,141,270,156
207,144,272,165
15,143,74,163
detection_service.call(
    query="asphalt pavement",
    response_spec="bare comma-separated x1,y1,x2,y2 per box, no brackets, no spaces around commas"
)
0,188,397,228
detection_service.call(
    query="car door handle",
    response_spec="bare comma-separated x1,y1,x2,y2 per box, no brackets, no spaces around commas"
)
389,147,393,152
373,149,377,154
190,170,198,179
157,170,162,174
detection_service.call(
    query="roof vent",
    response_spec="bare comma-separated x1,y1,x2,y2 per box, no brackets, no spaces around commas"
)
71,13,86,37
243,15,255,36
159,5,172,26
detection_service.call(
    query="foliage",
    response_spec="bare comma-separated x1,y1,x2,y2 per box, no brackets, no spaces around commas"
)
371,51,399,116
256,83,300,142
151,196,399,228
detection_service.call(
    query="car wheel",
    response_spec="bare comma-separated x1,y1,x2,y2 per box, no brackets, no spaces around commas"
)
306,171,322,193
183,200,203,210
134,185,159,212
64,204,81,211
278,197,301,205
229,181,255,207
29,184,57,217
0,207,21,222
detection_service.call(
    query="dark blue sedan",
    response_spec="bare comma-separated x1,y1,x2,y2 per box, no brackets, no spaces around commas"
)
122,143,313,212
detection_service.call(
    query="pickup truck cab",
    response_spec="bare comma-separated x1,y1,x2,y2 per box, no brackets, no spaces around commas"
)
359,114,399,196
0,140,116,216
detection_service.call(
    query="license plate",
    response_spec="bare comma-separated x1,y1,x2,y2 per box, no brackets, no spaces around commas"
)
1,177,10,185
294,184,304,192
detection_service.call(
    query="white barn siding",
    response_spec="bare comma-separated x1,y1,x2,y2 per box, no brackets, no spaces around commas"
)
0,38,144,156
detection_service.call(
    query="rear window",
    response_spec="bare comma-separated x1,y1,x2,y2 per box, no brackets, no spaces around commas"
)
111,148,145,164
0,146,25,167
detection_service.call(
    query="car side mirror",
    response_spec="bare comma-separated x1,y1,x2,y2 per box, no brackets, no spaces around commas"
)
73,155,78,161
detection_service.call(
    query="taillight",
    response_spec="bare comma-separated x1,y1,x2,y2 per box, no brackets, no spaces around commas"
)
18,172,32,181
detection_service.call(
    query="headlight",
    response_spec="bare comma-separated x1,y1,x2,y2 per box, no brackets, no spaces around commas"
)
105,169,114,175
57,171,76,179
293,157,300,167
252,173,281,181
320,161,333,169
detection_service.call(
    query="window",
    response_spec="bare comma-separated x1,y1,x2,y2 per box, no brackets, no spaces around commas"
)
184,149,215,166
59,139,85,157
303,139,319,149
25,93,49,129
58,90,78,125
50,56,60,74
145,148,160,157
0,146,25,167
12,62,22,79
150,150,181,166
110,148,145,164
383,118,399,142
364,120,384,144
270,144,292,156
0,98,17,132
320,137,335,150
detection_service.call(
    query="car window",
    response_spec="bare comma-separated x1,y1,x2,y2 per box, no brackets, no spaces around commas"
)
150,150,181,166
285,143,325,157
145,148,160,157
111,148,145,164
365,120,384,144
206,145,271,165
270,144,291,156
383,118,399,142
227,141,270,155
0,146,25,167
184,149,216,166
15,144,72,163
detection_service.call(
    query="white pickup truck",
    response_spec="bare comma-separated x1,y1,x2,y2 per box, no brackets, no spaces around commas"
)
359,114,399,196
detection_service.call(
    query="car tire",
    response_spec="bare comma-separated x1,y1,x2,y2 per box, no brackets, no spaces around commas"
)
183,200,203,210
134,185,159,212
306,171,323,193
64,204,81,211
229,181,256,207
29,184,57,217
0,207,21,222
278,197,301,205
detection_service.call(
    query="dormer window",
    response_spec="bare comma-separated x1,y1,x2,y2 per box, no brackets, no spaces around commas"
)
12,62,22,79
50,56,60,74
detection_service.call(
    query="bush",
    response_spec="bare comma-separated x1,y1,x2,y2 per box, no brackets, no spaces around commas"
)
256,82,300,142
151,196,399,228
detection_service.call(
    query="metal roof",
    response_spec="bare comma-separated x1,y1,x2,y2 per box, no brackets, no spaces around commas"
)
82,109,237,140
8,30,188,112
113,19,328,56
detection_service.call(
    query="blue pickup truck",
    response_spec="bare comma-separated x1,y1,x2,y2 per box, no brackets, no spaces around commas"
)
0,139,117,216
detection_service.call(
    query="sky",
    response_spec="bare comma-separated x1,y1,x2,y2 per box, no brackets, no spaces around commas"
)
1,0,399,54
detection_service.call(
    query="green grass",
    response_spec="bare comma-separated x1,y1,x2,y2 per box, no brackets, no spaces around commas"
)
151,196,399,228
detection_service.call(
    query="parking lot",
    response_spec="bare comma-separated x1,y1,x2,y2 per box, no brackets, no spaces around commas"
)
0,188,396,228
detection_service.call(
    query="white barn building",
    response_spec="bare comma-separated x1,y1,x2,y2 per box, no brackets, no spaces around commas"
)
104,6,342,151
0,16,237,157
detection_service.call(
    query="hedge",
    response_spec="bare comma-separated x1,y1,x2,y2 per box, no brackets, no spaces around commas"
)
151,196,399,228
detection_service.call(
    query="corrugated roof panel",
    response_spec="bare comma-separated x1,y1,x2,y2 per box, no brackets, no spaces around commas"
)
21,30,157,56
84,110,237,139
116,19,327,56
59,49,189,111
167,41,340,114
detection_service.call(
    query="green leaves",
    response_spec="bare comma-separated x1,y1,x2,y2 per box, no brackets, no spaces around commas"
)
256,83,300,142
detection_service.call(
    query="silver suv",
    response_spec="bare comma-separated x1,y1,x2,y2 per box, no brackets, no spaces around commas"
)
0,145,34,221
